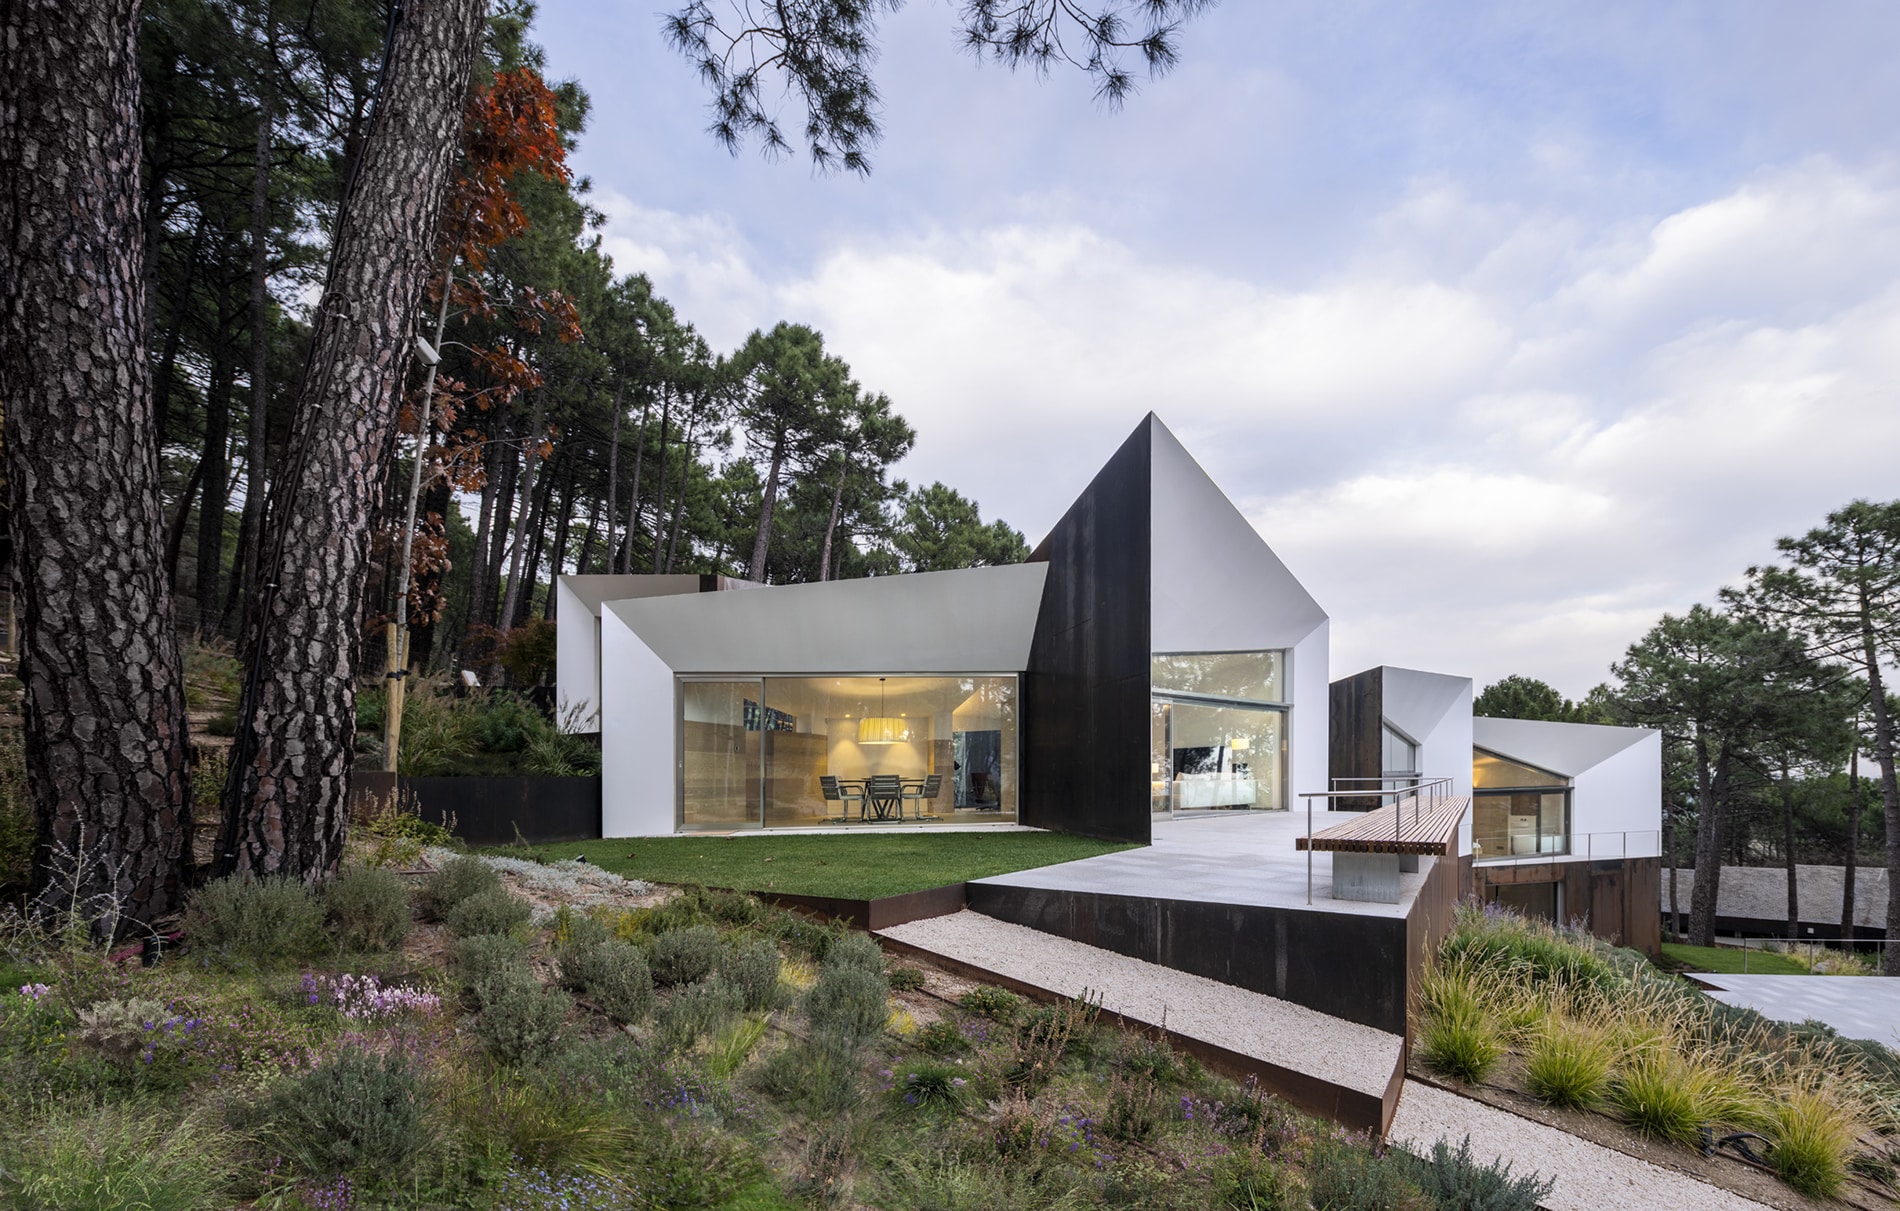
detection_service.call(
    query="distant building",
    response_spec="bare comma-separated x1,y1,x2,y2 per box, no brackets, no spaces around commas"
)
1663,865,1889,942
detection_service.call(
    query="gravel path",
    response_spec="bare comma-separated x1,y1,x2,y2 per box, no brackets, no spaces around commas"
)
878,910,1402,1097
1390,1082,1777,1211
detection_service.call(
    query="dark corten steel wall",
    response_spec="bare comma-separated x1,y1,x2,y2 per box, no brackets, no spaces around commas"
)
1473,855,1662,957
1329,668,1383,810
1021,421,1154,844
352,772,602,846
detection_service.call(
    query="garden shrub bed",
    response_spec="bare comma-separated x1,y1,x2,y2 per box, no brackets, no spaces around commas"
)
1412,902,1900,1207
1,848,1557,1210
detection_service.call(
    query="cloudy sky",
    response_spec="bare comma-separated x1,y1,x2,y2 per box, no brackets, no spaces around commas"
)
533,1,1900,696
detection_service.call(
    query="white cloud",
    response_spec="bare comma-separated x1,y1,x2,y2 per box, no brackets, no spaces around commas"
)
592,161,1900,696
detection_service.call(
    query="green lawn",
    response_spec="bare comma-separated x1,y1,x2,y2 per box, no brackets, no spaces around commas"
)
505,832,1135,900
1659,941,1808,976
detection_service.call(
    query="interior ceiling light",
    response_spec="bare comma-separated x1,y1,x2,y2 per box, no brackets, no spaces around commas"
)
858,677,904,744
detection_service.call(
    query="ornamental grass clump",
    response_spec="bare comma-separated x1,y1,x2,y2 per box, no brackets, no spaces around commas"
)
0,1103,233,1211
1416,964,1502,1085
1765,1087,1865,1200
322,864,412,952
650,925,721,987
185,875,327,968
894,1059,969,1111
1524,1020,1613,1110
1440,901,1617,991
1609,1050,1762,1147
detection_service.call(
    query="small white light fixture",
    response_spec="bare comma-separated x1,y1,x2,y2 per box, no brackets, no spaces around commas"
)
414,334,441,366
1229,736,1251,752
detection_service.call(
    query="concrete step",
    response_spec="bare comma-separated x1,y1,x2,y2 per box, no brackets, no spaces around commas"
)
877,910,1405,1133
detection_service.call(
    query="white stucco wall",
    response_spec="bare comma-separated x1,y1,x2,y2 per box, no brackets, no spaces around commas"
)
1571,730,1663,858
599,605,678,837
1288,621,1330,802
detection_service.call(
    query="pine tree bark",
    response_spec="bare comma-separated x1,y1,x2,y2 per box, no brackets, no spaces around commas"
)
1779,760,1798,940
604,378,621,571
747,431,786,583
665,421,695,573
194,345,233,629
1687,731,1725,947
621,393,650,574
1841,761,1861,941
225,0,487,881
541,461,575,619
0,0,193,924
236,52,274,637
465,427,503,634
649,391,671,573
498,393,546,628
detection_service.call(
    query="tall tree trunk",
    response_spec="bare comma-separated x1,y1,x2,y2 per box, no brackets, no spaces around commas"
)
621,393,650,573
1841,760,1861,942
664,422,695,573
465,427,503,632
224,0,487,881
195,346,234,630
1664,816,1680,943
482,424,520,626
649,391,671,573
410,476,453,669
747,432,785,583
153,216,206,447
818,456,848,582
165,456,207,585
1864,643,1900,974
220,492,254,635
236,54,274,638
1780,759,1798,940
604,379,621,572
542,463,576,619
515,445,558,626
0,0,192,924
498,393,547,628
575,490,602,577
1687,732,1724,948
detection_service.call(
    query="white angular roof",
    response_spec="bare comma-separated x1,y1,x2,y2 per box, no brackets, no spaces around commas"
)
1473,716,1654,777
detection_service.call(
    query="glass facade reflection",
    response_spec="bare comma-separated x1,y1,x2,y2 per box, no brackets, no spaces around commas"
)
1150,650,1288,815
1472,748,1570,861
679,675,1017,829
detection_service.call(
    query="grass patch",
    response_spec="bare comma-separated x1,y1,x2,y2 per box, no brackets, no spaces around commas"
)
513,832,1135,899
1659,942,1806,976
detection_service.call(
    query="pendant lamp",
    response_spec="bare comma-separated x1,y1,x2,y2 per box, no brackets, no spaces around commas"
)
858,678,904,744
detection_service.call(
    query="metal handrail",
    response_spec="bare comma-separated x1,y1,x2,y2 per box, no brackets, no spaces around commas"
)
1718,935,1891,975
1297,777,1458,904
1474,829,1663,864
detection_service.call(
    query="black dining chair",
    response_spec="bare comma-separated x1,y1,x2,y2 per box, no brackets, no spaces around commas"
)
819,775,865,822
866,774,905,821
901,773,944,818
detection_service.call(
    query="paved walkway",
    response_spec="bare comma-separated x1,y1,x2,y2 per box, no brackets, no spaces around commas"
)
879,910,1403,1126
1390,1082,1776,1211
1694,973,1900,1047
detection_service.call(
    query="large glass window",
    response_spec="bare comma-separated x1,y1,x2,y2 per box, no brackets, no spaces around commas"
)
1151,650,1288,815
1381,725,1417,775
1471,748,1570,861
679,675,1017,829
680,681,762,830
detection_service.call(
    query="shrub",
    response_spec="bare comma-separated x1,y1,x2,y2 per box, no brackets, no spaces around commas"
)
1304,1137,1430,1211
560,940,655,1024
1524,1021,1612,1110
887,964,926,993
454,933,530,1004
1416,966,1502,1085
916,1017,972,1056
475,970,571,1066
446,886,532,938
1218,1152,1301,1211
1440,903,1618,990
421,854,501,919
360,795,455,869
958,985,1023,1023
0,1104,232,1211
257,1048,430,1179
656,978,742,1049
719,939,782,1012
1396,1135,1554,1211
805,965,889,1051
323,864,412,951
551,904,610,950
185,875,327,967
650,925,722,986
823,931,885,976
1766,1088,1863,1200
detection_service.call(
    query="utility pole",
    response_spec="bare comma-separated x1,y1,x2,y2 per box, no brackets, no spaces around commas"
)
383,268,453,772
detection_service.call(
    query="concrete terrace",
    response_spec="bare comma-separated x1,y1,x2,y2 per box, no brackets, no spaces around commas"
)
972,809,1430,918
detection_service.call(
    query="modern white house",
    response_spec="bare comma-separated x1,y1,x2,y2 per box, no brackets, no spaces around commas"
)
556,413,1663,950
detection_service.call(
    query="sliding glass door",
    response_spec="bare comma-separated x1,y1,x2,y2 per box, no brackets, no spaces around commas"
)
680,680,763,830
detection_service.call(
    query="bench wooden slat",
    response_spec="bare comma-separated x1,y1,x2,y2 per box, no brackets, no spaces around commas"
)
1295,795,1469,856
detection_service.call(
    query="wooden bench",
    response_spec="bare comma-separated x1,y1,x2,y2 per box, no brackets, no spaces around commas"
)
1296,795,1469,903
